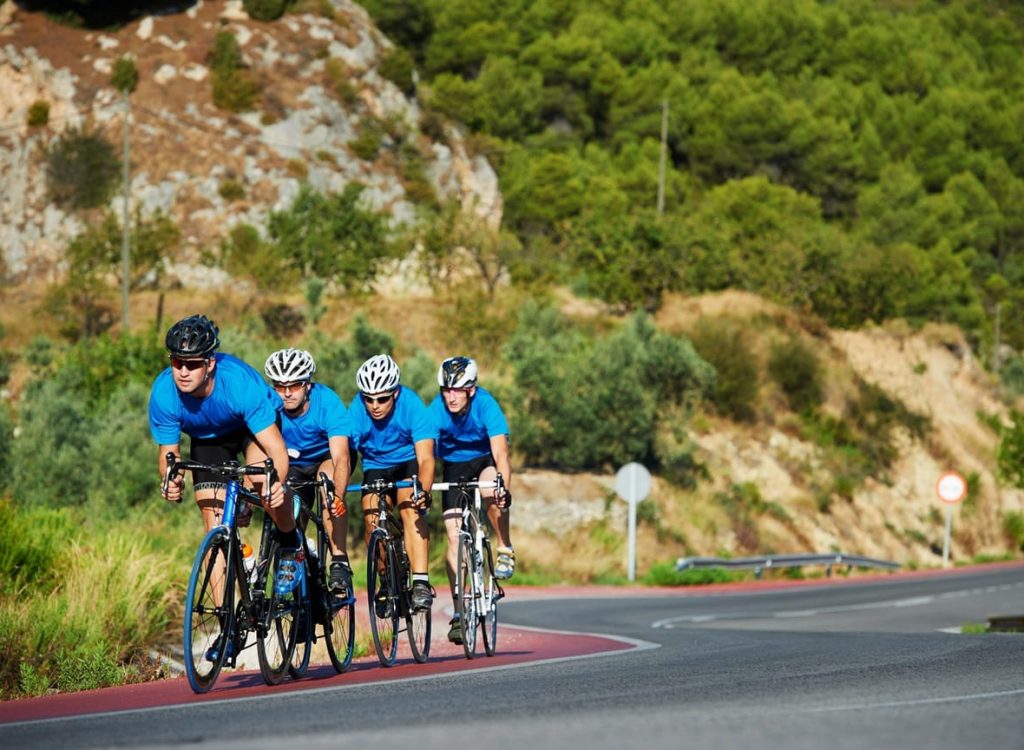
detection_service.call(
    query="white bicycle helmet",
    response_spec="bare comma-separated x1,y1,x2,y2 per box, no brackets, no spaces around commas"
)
438,356,478,388
356,354,400,394
264,348,316,383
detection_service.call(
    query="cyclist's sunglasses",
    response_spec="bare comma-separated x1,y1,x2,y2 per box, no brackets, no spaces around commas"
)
362,392,395,405
169,356,208,371
274,381,308,393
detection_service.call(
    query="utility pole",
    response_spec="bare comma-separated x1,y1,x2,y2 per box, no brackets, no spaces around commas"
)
656,98,668,216
120,91,131,331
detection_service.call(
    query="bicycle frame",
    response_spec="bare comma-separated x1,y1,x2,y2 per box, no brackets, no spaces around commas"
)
433,475,505,657
165,454,299,692
346,477,431,665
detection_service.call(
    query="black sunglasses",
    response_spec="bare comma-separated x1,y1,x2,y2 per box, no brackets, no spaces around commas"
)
362,392,395,405
170,356,208,371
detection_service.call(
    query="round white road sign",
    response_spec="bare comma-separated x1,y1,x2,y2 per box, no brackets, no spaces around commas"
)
936,471,967,504
615,462,652,504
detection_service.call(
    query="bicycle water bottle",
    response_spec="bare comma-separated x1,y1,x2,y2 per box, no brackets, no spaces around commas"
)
242,542,257,584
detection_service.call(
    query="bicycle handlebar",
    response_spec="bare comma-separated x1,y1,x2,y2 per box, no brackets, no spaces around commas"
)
430,473,509,507
344,475,430,516
161,452,278,504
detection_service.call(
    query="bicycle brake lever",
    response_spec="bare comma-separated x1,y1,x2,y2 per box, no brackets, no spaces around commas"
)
162,452,181,503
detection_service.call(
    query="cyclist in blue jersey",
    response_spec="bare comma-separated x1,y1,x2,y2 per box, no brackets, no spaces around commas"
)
429,356,514,645
264,347,354,599
349,354,436,612
150,315,297,661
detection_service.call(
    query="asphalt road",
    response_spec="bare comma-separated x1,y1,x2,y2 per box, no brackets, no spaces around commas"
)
3,563,1023,750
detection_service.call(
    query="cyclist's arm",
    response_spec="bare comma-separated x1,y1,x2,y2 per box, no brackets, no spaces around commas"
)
490,433,512,496
414,438,435,495
252,423,290,508
328,435,351,495
158,443,183,502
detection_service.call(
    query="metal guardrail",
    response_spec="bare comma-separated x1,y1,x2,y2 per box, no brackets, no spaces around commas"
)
675,553,900,579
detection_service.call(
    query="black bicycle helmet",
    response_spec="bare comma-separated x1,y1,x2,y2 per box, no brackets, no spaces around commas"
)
165,315,220,358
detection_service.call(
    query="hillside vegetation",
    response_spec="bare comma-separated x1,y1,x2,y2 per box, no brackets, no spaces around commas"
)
2,0,1024,699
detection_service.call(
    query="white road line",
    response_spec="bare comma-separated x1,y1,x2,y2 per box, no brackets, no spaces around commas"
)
801,687,1024,713
652,581,1024,629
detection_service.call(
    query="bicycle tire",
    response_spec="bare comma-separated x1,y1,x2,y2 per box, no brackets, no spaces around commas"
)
183,528,235,694
480,537,498,657
456,523,478,658
319,520,355,673
367,528,399,666
257,543,301,685
404,544,431,664
287,551,312,680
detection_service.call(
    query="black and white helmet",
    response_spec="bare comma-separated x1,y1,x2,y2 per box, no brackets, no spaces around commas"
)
438,356,477,388
165,315,220,358
356,354,400,394
264,348,316,383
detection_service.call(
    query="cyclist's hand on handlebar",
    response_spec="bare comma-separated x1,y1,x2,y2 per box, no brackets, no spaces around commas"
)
413,490,432,515
263,479,287,510
162,476,184,504
494,486,512,510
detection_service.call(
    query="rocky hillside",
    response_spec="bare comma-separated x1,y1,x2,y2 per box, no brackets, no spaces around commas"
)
513,292,1024,579
0,0,500,283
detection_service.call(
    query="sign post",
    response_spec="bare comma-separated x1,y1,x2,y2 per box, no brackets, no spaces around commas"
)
615,462,652,582
935,471,967,567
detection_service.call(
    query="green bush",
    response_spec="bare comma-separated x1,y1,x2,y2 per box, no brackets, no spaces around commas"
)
210,31,261,112
1003,511,1024,550
110,56,138,94
768,336,823,413
379,46,415,96
998,411,1024,490
26,100,49,127
244,0,293,21
644,561,745,586
46,128,120,209
218,180,246,201
349,121,385,160
503,306,713,470
690,319,760,421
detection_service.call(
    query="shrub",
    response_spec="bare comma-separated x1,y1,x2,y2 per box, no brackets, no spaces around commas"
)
349,121,385,161
690,319,760,421
379,46,415,96
210,31,260,112
26,100,50,127
244,0,293,21
260,303,304,338
998,411,1024,489
218,180,246,201
768,336,823,413
644,561,745,586
46,128,120,209
1003,511,1024,550
110,56,138,94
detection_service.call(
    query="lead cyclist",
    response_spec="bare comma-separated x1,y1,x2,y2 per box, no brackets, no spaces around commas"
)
428,356,515,646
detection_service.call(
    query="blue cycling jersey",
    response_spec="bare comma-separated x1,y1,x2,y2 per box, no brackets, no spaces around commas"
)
429,386,509,463
148,353,280,445
279,383,351,467
348,385,436,469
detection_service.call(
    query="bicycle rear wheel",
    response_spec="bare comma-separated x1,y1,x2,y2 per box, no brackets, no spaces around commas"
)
257,543,301,685
183,528,235,694
456,525,478,658
287,553,312,680
480,538,498,657
367,528,398,666
404,546,431,663
319,525,355,673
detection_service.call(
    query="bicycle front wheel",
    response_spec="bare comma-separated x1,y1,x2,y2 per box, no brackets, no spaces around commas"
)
257,543,301,685
456,524,479,658
183,528,235,694
481,539,498,657
367,528,398,666
405,549,431,664
319,527,355,673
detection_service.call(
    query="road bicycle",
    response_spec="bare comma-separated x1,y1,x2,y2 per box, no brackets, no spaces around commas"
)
286,472,356,677
346,477,431,666
163,454,301,693
432,475,505,658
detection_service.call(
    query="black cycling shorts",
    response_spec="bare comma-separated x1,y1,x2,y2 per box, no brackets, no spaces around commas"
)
441,454,495,512
190,429,248,491
361,459,421,503
287,463,320,508
188,415,283,491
